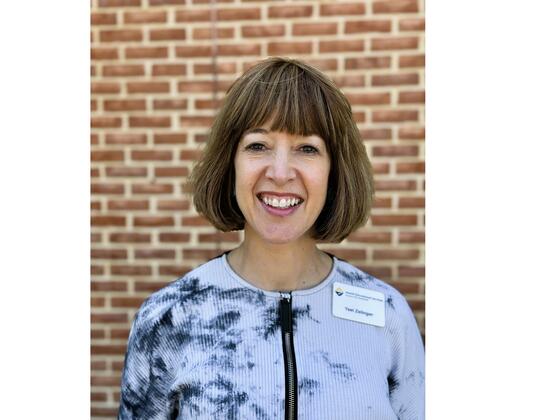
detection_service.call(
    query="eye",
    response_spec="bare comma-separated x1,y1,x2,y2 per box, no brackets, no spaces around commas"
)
299,145,319,154
244,142,267,152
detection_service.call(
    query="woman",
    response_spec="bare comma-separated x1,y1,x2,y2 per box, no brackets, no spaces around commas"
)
119,57,425,420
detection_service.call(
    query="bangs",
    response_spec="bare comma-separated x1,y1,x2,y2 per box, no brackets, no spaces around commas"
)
226,59,340,146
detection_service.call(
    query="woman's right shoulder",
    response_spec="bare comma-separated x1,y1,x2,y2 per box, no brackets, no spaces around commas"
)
132,255,224,329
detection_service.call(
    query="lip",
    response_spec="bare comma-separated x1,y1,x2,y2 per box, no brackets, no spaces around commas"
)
258,197,301,217
256,191,304,201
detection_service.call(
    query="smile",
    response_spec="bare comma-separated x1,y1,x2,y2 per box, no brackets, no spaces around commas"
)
256,193,304,216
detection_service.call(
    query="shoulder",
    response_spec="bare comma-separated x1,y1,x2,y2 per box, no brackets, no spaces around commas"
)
133,255,224,330
334,258,416,323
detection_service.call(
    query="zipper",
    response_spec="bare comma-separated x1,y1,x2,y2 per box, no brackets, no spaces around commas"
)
279,292,298,420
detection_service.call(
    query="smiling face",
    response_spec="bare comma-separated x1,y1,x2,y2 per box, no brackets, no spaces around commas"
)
234,126,331,245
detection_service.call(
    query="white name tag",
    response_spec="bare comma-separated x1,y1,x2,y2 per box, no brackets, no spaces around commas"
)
332,282,385,327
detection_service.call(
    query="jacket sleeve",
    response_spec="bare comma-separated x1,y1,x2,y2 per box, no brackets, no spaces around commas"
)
118,305,179,420
387,296,425,420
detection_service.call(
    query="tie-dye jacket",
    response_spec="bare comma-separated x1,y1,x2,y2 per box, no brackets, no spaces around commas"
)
119,253,425,420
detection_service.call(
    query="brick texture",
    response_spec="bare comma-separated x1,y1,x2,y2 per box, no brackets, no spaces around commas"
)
91,0,425,416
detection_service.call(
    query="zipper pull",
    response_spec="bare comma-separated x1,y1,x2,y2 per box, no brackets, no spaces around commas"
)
279,292,293,333
279,291,291,302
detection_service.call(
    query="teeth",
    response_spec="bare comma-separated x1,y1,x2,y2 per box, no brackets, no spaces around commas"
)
261,195,301,209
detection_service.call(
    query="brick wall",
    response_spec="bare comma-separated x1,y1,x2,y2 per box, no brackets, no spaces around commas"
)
91,0,425,417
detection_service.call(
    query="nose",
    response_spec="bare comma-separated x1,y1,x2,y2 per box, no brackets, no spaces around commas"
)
265,148,296,185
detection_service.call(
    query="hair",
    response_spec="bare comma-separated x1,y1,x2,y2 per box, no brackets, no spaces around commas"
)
189,57,374,243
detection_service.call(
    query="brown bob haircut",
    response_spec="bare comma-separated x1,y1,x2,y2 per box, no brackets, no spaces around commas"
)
190,57,374,243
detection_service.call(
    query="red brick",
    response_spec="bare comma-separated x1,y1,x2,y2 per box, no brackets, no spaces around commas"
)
92,281,128,292
106,133,147,145
399,18,425,31
91,328,105,338
372,37,418,50
357,266,392,280
180,116,214,127
303,58,338,71
346,93,390,106
91,313,128,323
175,45,213,57
353,111,366,123
91,150,124,161
399,54,425,68
102,64,144,77
399,197,425,208
399,126,425,139
372,163,390,175
91,375,123,387
217,44,261,56
126,46,168,59
396,161,425,173
154,133,187,144
398,266,425,277
345,56,391,70
266,41,314,55
345,20,391,34
195,98,223,110
111,297,145,309
129,116,171,128
110,329,132,340
178,81,214,93
182,249,224,260
374,196,392,207
360,128,392,140
127,81,169,94
198,232,241,243
109,233,151,243
91,344,127,356
374,249,419,260
91,232,102,243
154,99,188,110
150,0,185,4
179,149,203,160
124,10,167,24
91,82,120,94
91,201,102,211
372,110,418,122
106,166,147,177
108,199,150,210
159,232,191,242
319,40,364,53
150,28,186,41
374,0,419,13
374,145,418,157
152,64,186,76
98,0,140,7
104,99,146,112
372,214,417,226
134,281,170,292
91,47,119,60
332,75,365,88
130,150,173,160
399,91,425,104
91,407,120,417
91,12,117,25
242,25,285,37
91,360,106,370
91,248,127,259
134,216,174,227
194,62,236,75
181,216,212,226
218,8,260,20
346,231,392,243
293,23,337,36
320,3,365,15
91,392,107,402
135,249,175,259
132,183,173,194
323,248,367,261
100,29,142,43
193,27,235,39
111,265,152,275
269,5,313,18
388,281,420,294
91,183,124,195
159,265,191,276
399,231,425,243
158,200,190,210
375,180,416,191
91,216,126,226
175,9,211,22
91,116,121,128
372,73,419,86
154,166,189,177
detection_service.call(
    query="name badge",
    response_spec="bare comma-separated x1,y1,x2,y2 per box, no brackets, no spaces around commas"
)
332,282,385,327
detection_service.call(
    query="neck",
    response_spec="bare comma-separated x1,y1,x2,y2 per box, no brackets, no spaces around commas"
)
227,232,333,292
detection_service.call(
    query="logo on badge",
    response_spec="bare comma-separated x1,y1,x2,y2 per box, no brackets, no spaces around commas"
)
335,287,344,296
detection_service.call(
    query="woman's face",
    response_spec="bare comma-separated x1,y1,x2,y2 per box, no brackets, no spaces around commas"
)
234,125,331,245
